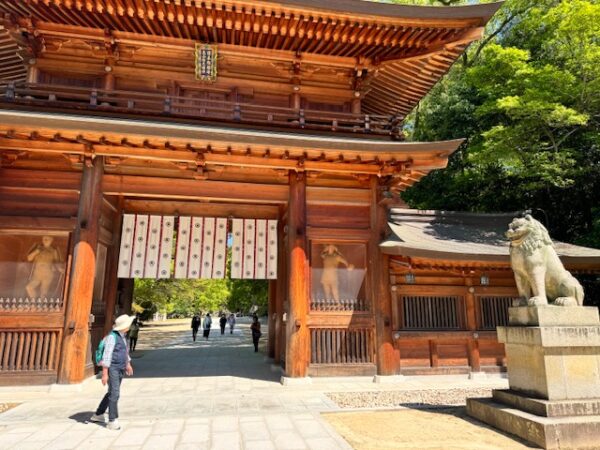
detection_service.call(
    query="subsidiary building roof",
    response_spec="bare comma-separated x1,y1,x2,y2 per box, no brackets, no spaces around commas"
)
380,209,600,267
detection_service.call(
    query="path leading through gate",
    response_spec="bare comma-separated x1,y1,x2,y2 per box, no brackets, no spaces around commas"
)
0,318,511,450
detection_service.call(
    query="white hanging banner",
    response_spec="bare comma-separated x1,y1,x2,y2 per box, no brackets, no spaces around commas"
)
130,215,149,278
266,219,278,279
230,218,277,279
117,214,136,278
158,216,175,279
187,217,204,279
255,219,267,279
243,219,256,279
118,214,175,279
174,216,192,279
201,218,216,279
230,219,244,279
213,218,228,278
143,215,162,278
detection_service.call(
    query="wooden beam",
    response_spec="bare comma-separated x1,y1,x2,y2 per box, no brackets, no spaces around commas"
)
123,199,279,219
0,216,76,231
103,174,289,204
58,156,104,384
285,171,309,378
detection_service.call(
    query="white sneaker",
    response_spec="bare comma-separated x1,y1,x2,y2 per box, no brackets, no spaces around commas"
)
89,413,106,423
106,419,121,430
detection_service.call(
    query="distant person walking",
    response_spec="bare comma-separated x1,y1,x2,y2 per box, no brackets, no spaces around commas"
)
227,313,236,334
128,318,140,352
219,314,227,335
202,313,212,340
250,314,262,352
90,314,135,430
191,313,201,341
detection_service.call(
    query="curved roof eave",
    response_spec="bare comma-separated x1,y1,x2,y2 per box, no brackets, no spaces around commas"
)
261,0,504,24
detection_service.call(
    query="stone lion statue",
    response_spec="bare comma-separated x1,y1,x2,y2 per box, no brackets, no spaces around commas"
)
506,214,584,307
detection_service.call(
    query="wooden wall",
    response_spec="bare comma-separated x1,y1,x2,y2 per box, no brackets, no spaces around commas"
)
304,202,377,376
389,260,517,375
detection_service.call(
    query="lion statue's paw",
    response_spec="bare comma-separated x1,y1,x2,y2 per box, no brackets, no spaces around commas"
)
553,297,578,307
527,296,548,306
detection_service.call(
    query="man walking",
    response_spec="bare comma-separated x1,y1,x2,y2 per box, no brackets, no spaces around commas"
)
191,313,201,341
227,313,236,334
202,313,212,340
90,314,135,430
219,314,227,335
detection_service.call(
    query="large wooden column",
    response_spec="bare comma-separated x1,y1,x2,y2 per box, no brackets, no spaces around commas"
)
465,279,481,372
285,172,309,377
58,157,104,384
274,207,287,365
267,280,277,359
370,177,400,376
102,197,124,335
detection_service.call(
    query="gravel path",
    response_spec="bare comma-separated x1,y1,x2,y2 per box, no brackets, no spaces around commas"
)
326,388,494,409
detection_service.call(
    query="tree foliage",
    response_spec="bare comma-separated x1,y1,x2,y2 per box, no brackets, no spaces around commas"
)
132,250,269,318
402,0,600,247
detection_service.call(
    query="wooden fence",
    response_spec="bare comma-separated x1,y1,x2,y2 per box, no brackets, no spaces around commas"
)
310,327,374,365
0,329,61,373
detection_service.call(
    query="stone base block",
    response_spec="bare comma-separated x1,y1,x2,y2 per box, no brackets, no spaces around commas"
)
508,306,600,327
467,397,600,449
280,376,312,386
373,374,405,384
497,325,600,400
493,390,600,418
468,371,488,381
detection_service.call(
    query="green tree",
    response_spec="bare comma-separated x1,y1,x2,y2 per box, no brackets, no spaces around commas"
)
403,0,600,246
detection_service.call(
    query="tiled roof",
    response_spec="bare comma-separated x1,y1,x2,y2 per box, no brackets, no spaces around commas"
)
380,209,600,266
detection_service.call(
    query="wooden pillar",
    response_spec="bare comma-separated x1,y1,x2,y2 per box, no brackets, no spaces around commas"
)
465,280,481,372
351,97,361,115
58,157,104,384
370,177,400,375
103,70,115,91
102,197,124,335
274,210,287,365
26,63,39,84
289,92,301,110
267,280,277,359
285,172,309,377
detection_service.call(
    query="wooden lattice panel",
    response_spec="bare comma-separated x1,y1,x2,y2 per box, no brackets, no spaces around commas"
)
0,330,61,372
310,328,374,365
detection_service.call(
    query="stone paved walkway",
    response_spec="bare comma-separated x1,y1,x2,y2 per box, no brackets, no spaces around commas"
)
0,319,510,450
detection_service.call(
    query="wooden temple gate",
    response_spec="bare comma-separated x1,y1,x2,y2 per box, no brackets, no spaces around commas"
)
0,0,508,384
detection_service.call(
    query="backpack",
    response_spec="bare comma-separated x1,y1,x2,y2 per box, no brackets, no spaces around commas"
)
95,330,119,365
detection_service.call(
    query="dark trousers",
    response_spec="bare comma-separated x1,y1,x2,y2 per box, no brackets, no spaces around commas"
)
203,329,210,339
252,336,259,352
192,328,199,341
96,366,125,421
220,325,226,335
129,337,137,352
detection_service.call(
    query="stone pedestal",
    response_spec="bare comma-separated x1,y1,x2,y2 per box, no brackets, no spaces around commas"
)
467,306,600,449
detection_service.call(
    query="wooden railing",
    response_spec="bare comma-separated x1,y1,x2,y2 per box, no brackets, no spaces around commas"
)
310,328,374,364
0,297,63,312
401,295,464,330
0,330,61,372
478,296,513,330
0,82,399,137
310,298,369,312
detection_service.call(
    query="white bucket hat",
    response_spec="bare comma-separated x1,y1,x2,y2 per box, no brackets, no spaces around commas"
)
113,314,135,331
